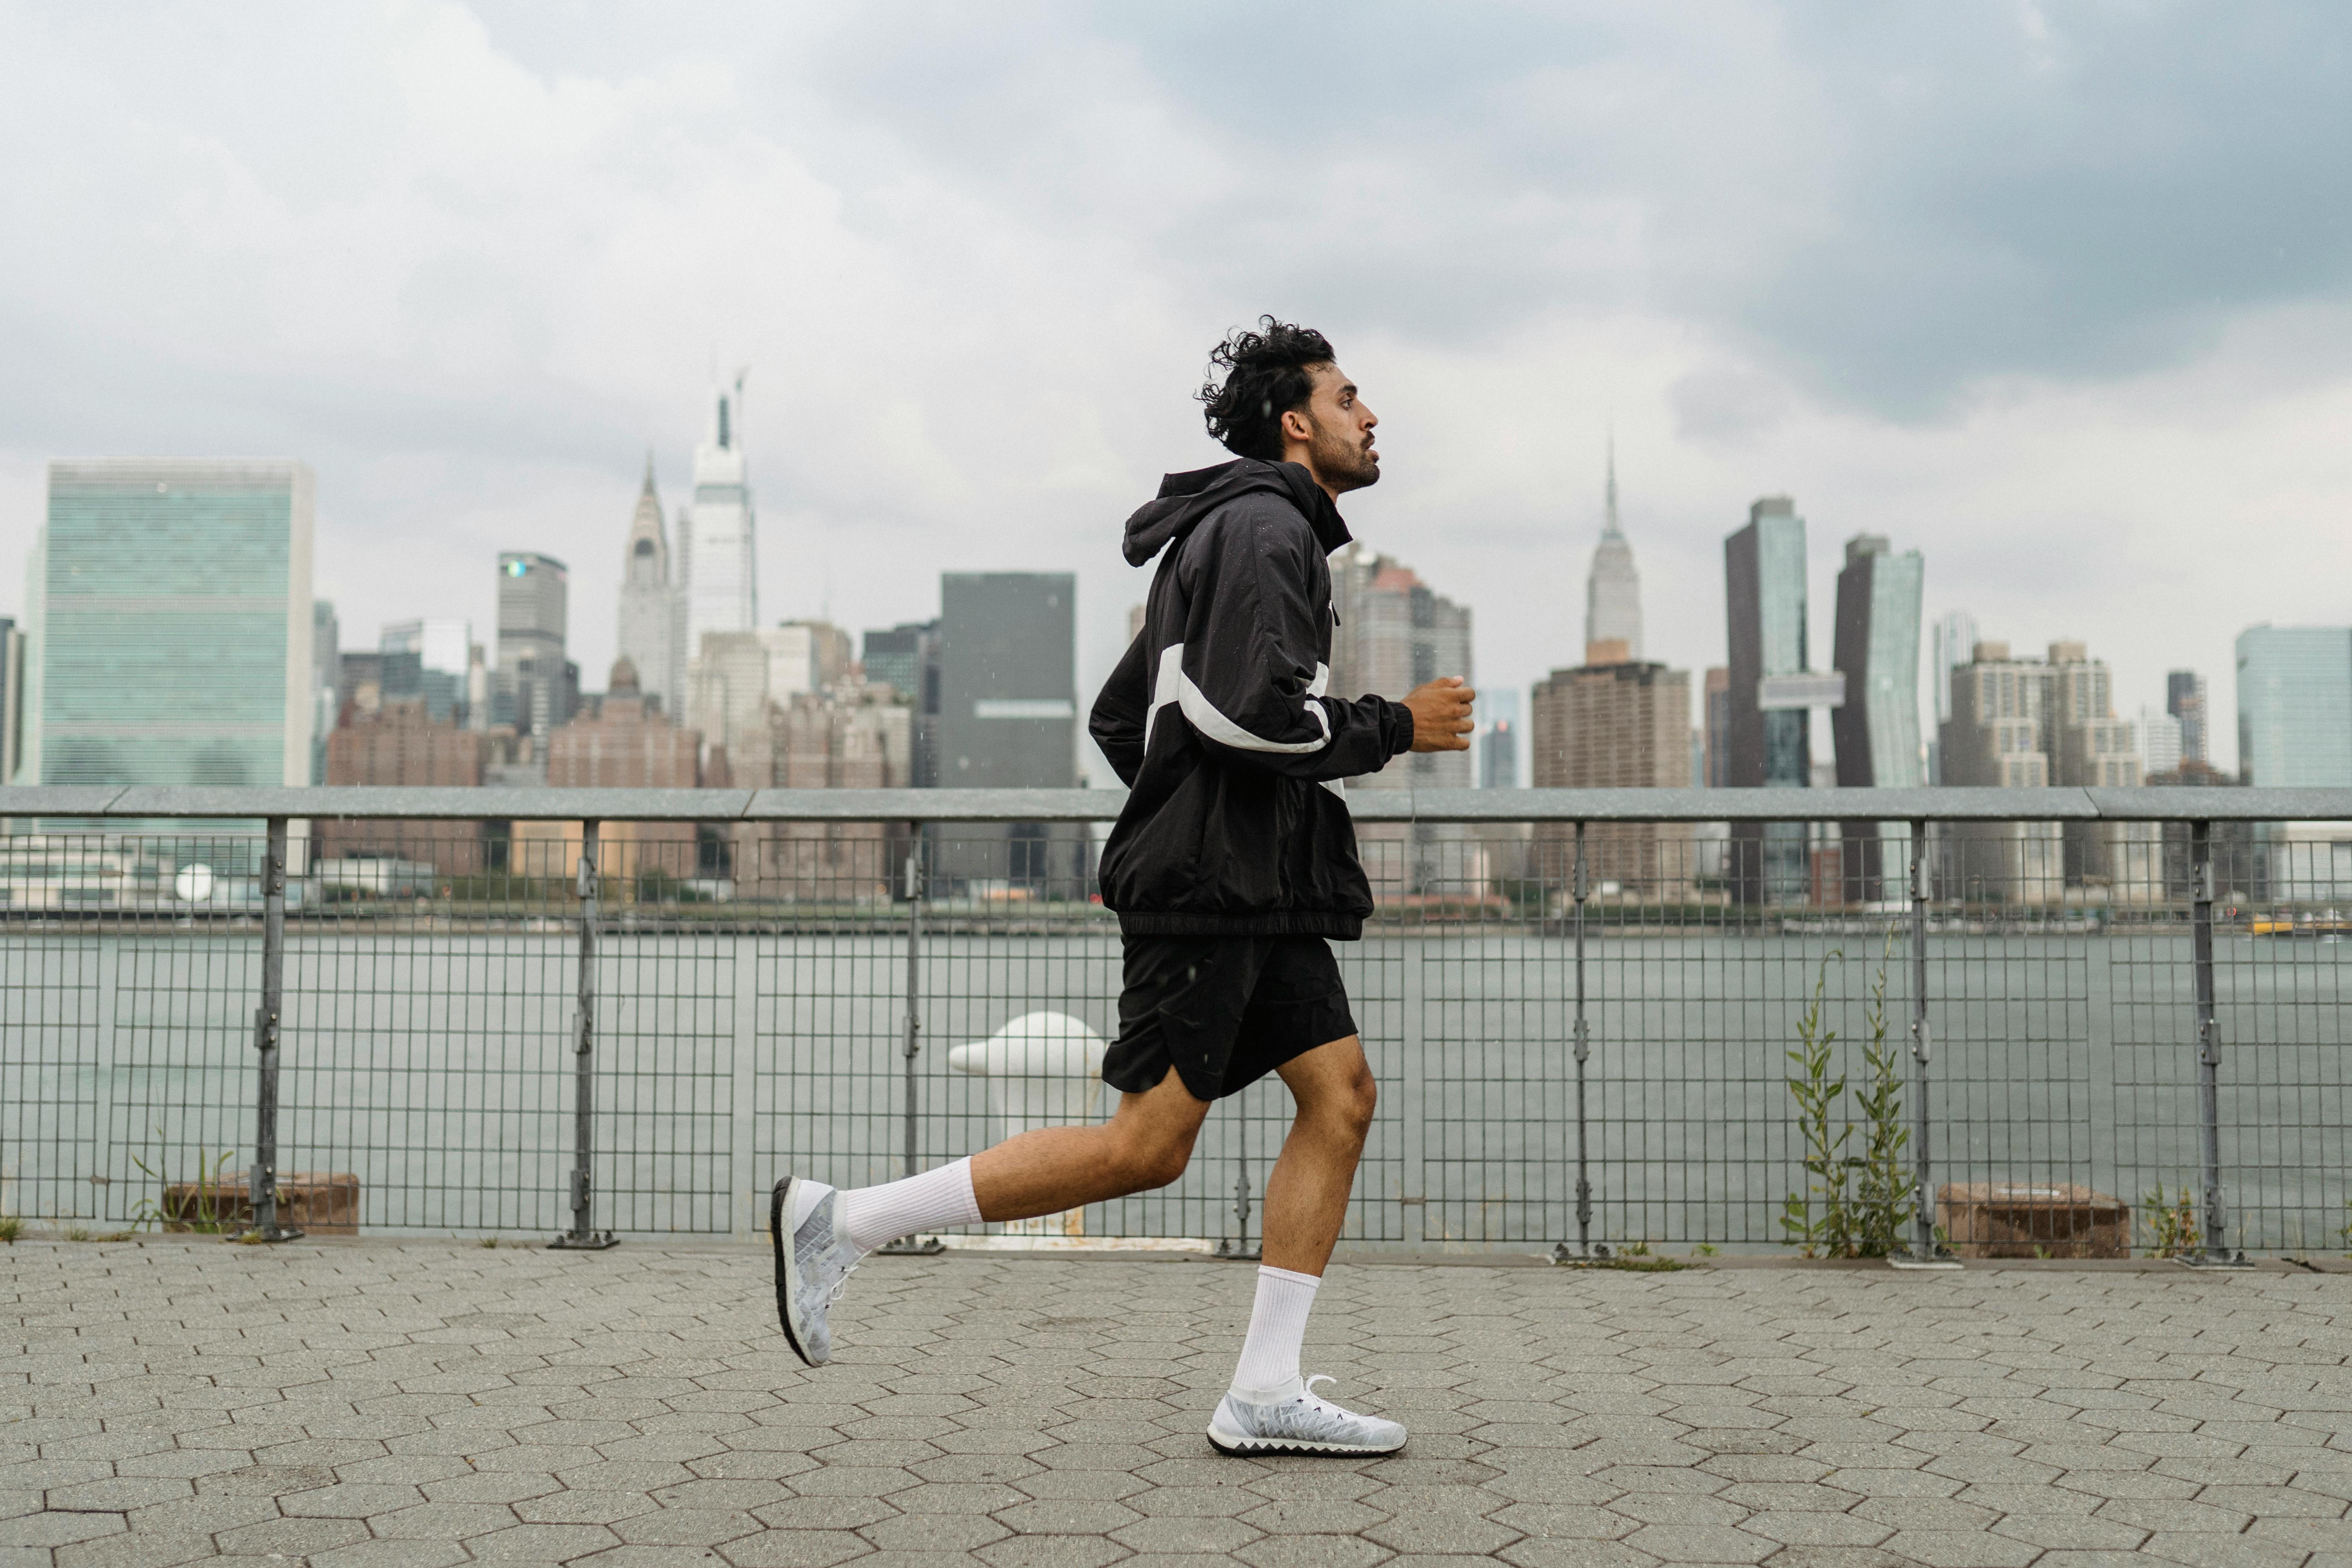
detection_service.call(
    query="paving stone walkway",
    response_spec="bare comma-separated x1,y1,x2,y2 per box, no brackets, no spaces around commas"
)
3,1240,2348,1568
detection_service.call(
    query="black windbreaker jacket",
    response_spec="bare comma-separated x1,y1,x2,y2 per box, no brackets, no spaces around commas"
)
1090,459,1415,939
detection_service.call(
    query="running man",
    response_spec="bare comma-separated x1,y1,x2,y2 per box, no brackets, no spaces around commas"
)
771,318,1475,1458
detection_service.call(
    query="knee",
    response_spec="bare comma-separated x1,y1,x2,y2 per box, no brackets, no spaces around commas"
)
1108,1126,1195,1191
1321,1064,1378,1142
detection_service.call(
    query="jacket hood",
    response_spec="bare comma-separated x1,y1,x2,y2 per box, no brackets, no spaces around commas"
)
1121,458,1352,567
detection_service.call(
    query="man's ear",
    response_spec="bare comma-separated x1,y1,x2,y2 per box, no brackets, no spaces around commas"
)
1279,406,1313,443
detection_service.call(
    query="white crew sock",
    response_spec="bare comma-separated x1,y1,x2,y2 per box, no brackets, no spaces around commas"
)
1229,1265,1321,1396
816,1158,981,1254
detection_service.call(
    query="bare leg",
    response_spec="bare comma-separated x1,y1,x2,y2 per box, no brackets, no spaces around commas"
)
970,1067,1211,1222
1259,1036,1377,1276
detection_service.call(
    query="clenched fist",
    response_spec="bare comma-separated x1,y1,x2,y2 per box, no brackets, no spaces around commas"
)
1402,676,1475,753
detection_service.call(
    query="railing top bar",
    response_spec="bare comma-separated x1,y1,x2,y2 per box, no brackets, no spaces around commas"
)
1344,786,2122,822
5,783,2349,824
740,787,1116,821
2082,785,2352,821
30,785,764,821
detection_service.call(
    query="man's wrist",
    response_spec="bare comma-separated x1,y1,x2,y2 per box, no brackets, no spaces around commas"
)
1391,698,1416,756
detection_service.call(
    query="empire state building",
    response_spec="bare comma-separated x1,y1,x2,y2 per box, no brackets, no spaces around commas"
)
1584,439,1643,660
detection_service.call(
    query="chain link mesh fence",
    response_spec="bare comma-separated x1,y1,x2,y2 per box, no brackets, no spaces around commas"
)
0,801,2342,1259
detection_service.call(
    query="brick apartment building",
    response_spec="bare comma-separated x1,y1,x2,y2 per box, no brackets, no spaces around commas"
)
541,659,704,878
320,698,487,875
1530,641,1693,895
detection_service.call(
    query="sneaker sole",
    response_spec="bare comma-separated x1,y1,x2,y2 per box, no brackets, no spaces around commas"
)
769,1177,820,1368
1206,1423,1404,1458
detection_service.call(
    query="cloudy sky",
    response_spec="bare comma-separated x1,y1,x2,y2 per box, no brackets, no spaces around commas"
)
4,2,2347,781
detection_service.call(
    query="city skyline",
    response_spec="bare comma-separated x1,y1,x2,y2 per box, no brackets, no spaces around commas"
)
38,433,2314,797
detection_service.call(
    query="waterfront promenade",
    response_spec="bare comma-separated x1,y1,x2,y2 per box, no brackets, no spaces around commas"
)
3,1240,2347,1568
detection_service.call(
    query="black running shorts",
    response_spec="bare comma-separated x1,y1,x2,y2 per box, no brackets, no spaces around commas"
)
1099,934,1359,1102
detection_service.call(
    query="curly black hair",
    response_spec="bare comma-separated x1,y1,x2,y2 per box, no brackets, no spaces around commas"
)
1197,317,1336,462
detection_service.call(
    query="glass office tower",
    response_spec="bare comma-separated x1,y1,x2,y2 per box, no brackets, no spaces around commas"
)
20,459,313,792
1832,533,1924,901
2236,626,2352,787
1724,497,1811,902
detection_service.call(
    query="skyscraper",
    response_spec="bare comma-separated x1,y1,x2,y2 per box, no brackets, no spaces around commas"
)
380,616,470,724
936,575,1077,789
1724,497,1814,902
2047,640,2149,887
0,617,24,786
1329,544,1474,892
2167,669,2210,764
1329,544,1474,794
1932,611,1979,726
1832,534,1925,789
862,621,941,785
310,600,338,783
1831,533,1924,901
2235,626,2352,787
1940,640,2062,902
934,574,1081,890
2048,641,2139,790
2137,707,2184,777
1584,438,1642,660
1702,667,1731,788
1530,650,1691,889
18,459,314,797
616,454,683,714
1929,609,1978,784
682,378,757,660
1942,642,2051,788
493,552,572,751
1478,688,1519,788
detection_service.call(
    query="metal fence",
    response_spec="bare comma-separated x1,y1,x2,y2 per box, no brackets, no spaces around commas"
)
1,785,2346,1263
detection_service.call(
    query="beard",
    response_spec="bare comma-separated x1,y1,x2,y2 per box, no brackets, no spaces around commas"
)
1307,418,1381,492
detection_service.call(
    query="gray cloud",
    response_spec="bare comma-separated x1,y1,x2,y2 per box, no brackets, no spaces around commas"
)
759,2,2352,414
3,0,2349,782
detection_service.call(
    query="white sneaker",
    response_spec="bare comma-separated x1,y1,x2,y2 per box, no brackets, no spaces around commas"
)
1208,1375,1407,1457
769,1177,858,1367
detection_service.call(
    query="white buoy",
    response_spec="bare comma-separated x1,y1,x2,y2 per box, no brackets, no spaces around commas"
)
948,1011,1108,1237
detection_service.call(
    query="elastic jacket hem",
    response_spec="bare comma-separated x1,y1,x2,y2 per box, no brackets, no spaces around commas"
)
1115,910,1365,941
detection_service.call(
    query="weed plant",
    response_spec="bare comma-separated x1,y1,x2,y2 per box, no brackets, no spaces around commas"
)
2143,1185,2201,1258
1781,939,1917,1258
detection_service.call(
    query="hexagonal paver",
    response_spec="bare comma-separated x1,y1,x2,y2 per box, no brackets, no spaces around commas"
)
1619,1523,1775,1563
1234,1535,1395,1568
1111,1514,1265,1553
864,1509,1015,1551
11,1241,2352,1568
716,1528,874,1568
613,1507,766,1547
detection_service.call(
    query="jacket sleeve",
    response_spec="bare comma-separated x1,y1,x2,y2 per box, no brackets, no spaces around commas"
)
1176,504,1415,781
1088,627,1151,787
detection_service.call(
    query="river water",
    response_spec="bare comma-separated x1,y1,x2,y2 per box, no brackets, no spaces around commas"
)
1,928,2341,1252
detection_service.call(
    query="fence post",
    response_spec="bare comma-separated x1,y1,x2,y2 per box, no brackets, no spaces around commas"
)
247,815,301,1242
878,846,943,1255
2184,821,2247,1267
1896,819,1956,1267
1216,1133,1258,1260
551,820,616,1249
1554,823,1598,1262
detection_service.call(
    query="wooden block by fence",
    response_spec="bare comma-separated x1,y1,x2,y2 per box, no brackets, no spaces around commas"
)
1936,1182,2128,1258
162,1172,360,1236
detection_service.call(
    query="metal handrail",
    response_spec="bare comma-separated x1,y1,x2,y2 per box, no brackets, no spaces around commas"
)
2,784,2346,823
